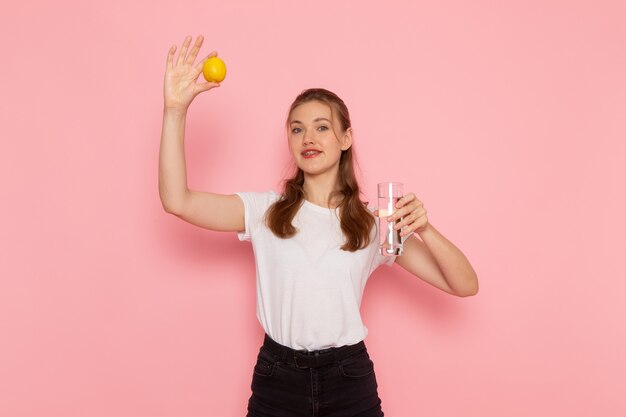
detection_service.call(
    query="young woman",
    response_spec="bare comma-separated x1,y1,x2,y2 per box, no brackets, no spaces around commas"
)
159,35,479,417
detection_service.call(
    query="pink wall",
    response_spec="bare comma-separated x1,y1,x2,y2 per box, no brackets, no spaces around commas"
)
1,0,625,416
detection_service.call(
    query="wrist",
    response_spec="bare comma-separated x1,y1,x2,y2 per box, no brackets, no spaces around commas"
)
416,222,433,237
163,105,188,116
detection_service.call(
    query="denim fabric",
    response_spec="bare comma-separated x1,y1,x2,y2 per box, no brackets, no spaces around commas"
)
246,334,384,417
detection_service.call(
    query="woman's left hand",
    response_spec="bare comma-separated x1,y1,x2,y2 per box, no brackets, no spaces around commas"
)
385,193,429,237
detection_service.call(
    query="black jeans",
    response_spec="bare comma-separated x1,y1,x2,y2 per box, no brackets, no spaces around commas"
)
246,334,384,417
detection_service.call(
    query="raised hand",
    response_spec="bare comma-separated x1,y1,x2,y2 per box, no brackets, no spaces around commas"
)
163,35,220,111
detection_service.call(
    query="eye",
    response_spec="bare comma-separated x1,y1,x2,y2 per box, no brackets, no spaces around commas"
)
317,125,329,131
291,127,302,133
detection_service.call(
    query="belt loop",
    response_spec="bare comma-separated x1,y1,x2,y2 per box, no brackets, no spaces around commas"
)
293,352,305,369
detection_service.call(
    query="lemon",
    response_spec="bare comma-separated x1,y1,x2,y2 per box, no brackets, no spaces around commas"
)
203,56,227,83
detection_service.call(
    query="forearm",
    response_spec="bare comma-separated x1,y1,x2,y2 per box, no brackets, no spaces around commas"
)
159,107,190,212
416,223,479,296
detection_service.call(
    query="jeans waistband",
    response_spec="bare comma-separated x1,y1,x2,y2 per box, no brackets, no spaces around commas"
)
261,333,366,369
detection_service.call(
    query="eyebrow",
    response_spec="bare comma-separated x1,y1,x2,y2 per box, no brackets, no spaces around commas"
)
290,117,331,125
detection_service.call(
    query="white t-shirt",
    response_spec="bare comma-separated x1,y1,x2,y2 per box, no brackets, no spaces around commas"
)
235,190,396,351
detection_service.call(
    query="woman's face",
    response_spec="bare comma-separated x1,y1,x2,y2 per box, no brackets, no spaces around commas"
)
287,100,352,177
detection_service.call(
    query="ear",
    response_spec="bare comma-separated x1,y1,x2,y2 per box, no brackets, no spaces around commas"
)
341,127,353,151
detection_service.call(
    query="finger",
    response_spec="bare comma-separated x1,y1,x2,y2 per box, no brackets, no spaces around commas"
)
393,200,422,221
166,44,177,70
185,35,204,66
400,225,418,237
395,205,427,227
402,219,427,236
396,212,421,232
400,206,426,223
176,35,192,66
399,223,415,237
388,204,415,222
195,81,221,94
387,207,411,222
194,50,218,73
396,193,417,208
393,211,416,230
394,195,409,208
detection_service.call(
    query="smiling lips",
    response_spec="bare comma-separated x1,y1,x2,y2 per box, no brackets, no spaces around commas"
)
301,149,322,158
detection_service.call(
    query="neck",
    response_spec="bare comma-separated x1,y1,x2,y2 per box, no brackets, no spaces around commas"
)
302,168,342,208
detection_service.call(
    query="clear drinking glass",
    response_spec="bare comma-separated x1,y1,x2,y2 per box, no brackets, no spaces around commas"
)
378,182,404,256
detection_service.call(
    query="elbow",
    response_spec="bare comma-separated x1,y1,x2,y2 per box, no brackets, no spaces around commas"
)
162,201,181,215
161,200,173,213
160,193,184,214
159,188,189,215
457,287,478,298
455,275,479,297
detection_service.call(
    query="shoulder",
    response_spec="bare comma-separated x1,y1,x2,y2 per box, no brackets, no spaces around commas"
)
235,190,281,213
235,190,280,201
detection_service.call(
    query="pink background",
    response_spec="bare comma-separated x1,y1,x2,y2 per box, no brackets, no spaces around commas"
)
1,0,625,416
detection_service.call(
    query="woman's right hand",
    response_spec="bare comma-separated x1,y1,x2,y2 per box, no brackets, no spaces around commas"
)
163,35,220,111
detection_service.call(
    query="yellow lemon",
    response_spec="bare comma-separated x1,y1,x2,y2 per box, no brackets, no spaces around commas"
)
203,56,227,83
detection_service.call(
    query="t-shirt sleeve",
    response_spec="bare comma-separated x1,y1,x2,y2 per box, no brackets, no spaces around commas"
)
376,249,397,267
234,190,278,242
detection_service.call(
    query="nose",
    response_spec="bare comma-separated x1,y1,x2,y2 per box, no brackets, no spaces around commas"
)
303,130,315,146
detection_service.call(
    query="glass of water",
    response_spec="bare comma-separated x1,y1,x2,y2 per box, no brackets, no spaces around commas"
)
378,182,404,256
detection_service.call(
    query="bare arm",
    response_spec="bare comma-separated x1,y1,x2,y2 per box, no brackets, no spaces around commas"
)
158,35,244,232
158,107,189,212
382,192,479,297
395,226,478,297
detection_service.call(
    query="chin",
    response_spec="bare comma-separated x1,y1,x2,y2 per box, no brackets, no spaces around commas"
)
299,167,322,175
294,163,322,175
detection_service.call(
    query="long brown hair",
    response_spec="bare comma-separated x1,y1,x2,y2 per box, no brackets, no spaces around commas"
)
265,88,375,251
